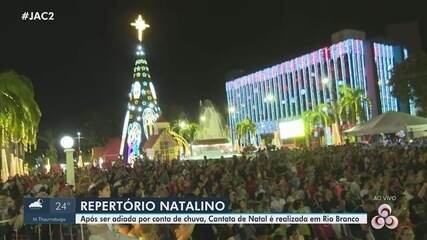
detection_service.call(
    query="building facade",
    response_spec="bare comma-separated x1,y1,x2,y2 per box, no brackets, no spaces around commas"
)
226,31,413,145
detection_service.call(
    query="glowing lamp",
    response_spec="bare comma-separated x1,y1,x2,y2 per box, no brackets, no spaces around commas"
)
61,136,75,187
99,158,104,168
322,77,330,85
265,94,274,102
60,164,66,170
179,121,188,129
322,106,328,112
60,136,74,149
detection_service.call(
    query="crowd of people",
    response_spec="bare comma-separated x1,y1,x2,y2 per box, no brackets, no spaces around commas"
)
0,143,426,240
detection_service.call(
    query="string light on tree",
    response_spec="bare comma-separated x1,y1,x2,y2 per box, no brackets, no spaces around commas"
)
119,14,161,164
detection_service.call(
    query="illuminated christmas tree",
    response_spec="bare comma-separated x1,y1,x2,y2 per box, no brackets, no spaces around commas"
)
119,15,161,164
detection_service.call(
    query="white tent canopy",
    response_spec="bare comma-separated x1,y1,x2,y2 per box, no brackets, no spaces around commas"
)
344,111,427,136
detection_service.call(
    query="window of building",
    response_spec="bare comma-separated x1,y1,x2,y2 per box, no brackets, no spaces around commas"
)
160,141,170,160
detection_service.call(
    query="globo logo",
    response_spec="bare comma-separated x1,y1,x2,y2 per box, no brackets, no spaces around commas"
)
371,204,399,229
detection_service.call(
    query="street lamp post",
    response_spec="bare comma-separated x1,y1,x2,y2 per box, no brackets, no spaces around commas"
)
77,132,81,156
76,132,83,168
60,136,75,188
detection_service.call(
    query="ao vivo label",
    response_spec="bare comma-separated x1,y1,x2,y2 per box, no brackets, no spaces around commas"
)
373,195,397,201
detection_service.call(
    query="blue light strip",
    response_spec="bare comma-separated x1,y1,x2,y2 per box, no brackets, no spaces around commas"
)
383,45,390,111
319,51,326,103
374,43,384,112
354,40,361,89
296,62,304,112
302,57,310,111
272,72,283,119
382,45,390,111
350,42,358,89
332,50,339,102
257,77,263,122
277,71,284,118
341,40,348,88
283,65,290,118
388,45,396,111
294,65,300,115
250,77,257,123
263,75,268,122
265,73,271,122
309,62,316,109
286,68,294,116
347,41,354,87
360,42,370,119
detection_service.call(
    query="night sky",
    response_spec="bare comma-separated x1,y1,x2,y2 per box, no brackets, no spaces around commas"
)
1,0,426,136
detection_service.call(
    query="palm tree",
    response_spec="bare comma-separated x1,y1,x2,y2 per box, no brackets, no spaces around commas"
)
316,103,332,126
331,102,345,144
37,129,58,165
339,85,370,124
302,103,334,146
302,86,371,146
171,120,199,143
302,110,315,147
0,71,41,179
236,118,256,147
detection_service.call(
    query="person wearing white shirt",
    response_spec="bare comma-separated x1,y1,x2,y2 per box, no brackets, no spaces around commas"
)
270,190,286,212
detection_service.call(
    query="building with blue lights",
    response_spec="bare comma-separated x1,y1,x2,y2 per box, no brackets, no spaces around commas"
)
225,30,415,145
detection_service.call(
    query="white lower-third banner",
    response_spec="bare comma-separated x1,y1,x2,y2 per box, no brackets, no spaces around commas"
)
76,213,367,224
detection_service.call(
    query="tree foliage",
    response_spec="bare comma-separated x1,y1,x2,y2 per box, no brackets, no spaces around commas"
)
0,71,41,152
390,51,427,116
338,85,370,124
302,85,371,146
236,118,256,146
37,129,58,164
171,120,199,143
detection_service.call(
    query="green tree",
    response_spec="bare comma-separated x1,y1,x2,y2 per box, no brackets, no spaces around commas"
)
302,103,335,146
0,71,41,177
302,85,371,147
302,110,315,146
338,85,370,124
236,118,256,147
37,129,58,165
171,120,199,143
390,51,427,116
0,71,41,149
329,102,344,145
313,103,332,126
